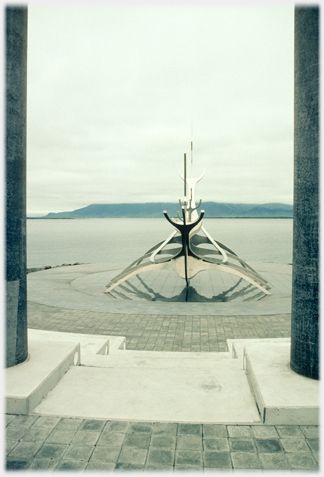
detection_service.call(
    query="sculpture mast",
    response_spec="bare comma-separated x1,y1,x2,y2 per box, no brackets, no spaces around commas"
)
191,118,193,176
184,153,187,200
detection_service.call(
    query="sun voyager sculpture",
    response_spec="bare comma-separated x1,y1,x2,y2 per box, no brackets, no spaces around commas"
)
106,141,271,297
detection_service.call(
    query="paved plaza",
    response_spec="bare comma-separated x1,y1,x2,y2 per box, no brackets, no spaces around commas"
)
6,415,319,471
27,301,291,353
27,262,292,352
27,261,292,316
5,262,320,471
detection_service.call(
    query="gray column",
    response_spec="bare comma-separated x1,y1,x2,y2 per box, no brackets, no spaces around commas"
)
290,7,319,380
6,6,28,368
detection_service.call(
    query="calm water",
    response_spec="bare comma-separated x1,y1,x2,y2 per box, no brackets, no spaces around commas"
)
27,218,293,268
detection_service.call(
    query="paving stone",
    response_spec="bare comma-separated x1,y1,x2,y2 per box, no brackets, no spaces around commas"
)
45,428,78,444
90,446,121,463
144,463,173,471
203,451,232,469
63,444,94,461
231,452,262,469
85,461,116,471
174,463,203,471
176,434,203,451
153,422,177,435
31,416,61,429
55,459,88,471
275,425,303,438
300,425,320,438
6,458,30,470
147,448,174,466
175,450,202,466
286,452,318,470
203,424,227,438
6,440,18,455
203,437,229,452
227,425,253,437
8,440,43,459
97,431,125,447
254,438,283,453
128,422,153,434
28,458,58,470
280,438,310,452
117,446,148,465
150,434,176,449
7,415,38,428
229,438,256,452
252,425,279,438
178,423,202,436
35,443,68,460
20,426,53,442
6,427,28,441
71,430,100,446
104,421,129,433
54,418,83,430
123,433,151,449
306,438,320,453
258,452,291,470
114,462,145,471
5,414,17,426
79,419,106,432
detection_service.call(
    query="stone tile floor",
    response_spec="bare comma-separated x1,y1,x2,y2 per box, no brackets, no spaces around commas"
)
8,297,315,472
6,415,319,471
27,301,291,352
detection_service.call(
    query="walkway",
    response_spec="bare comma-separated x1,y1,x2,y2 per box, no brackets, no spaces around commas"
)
7,262,318,472
28,301,291,352
27,261,291,351
6,415,319,471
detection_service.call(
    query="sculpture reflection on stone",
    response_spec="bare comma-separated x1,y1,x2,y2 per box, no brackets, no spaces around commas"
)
106,147,271,296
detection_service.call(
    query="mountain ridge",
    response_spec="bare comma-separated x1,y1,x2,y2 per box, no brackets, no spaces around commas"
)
42,202,293,219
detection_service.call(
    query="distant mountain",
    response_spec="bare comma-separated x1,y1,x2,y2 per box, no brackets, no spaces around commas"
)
43,202,293,219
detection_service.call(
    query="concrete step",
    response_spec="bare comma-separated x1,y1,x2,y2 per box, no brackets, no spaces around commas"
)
85,352,242,370
112,350,232,359
243,340,319,425
25,329,259,423
9,330,319,425
32,365,261,424
6,336,80,415
26,329,126,364
228,338,290,367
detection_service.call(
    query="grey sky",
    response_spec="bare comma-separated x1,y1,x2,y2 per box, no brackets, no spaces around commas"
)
26,4,294,216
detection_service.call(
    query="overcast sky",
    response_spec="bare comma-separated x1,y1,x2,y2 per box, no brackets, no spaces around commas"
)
26,4,294,216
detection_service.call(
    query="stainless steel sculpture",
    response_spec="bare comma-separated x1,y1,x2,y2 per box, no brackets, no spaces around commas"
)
106,146,271,296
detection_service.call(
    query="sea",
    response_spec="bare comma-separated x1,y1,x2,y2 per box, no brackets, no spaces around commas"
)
27,218,293,269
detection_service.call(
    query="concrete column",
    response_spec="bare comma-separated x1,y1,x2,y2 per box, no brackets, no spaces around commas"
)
290,7,319,380
6,6,28,368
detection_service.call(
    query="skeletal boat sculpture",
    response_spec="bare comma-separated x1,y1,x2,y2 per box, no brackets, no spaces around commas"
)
106,151,271,296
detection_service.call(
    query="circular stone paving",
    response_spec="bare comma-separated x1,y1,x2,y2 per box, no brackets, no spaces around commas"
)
72,261,291,314
27,262,292,316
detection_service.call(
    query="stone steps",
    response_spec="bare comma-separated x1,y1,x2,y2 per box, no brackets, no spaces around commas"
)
6,330,319,426
84,350,242,370
6,336,80,415
32,365,261,424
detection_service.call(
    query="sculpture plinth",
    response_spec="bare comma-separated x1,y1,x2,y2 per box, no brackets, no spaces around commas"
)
106,150,271,296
